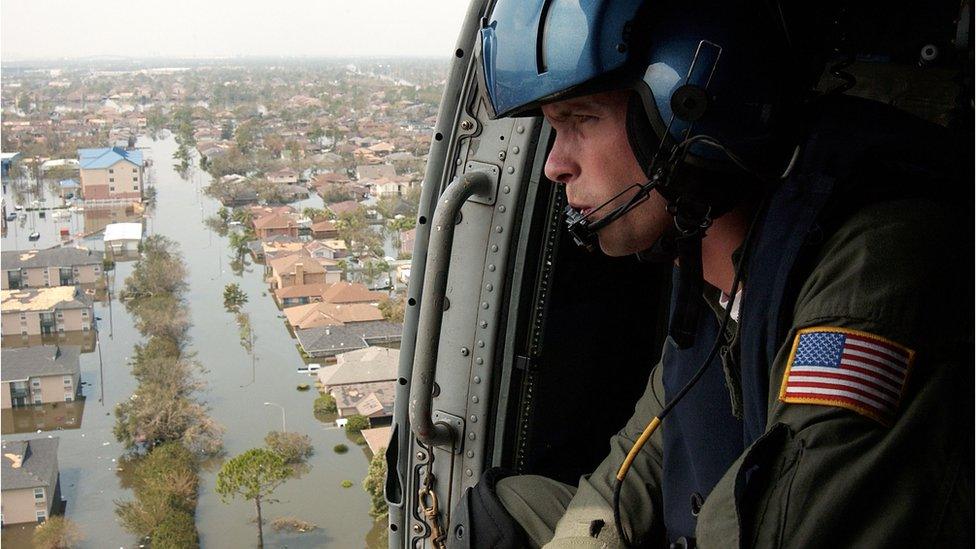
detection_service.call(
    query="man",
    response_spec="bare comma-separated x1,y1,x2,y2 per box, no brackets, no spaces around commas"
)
453,0,972,547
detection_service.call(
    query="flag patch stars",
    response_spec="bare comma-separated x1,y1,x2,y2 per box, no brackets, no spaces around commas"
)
778,327,915,426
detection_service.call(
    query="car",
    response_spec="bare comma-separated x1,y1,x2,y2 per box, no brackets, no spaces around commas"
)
5,212,16,221
28,231,40,241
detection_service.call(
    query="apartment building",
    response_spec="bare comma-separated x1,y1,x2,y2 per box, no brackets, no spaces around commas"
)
1,438,61,524
78,147,143,202
1,247,104,290
1,346,81,408
0,286,94,336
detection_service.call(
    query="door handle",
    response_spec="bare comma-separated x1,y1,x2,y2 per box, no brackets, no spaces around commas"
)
409,171,492,447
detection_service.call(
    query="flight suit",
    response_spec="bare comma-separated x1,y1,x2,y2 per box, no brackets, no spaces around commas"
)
497,196,972,548
494,98,973,547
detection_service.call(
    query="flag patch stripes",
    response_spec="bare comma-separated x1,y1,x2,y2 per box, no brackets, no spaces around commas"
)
778,327,915,425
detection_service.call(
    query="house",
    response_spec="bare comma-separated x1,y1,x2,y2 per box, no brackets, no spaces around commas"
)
295,321,402,359
253,211,300,239
361,425,392,455
1,438,62,524
77,147,143,202
219,188,259,207
368,176,402,198
273,283,331,308
321,281,386,305
356,163,397,181
326,200,360,217
304,239,347,260
275,184,310,201
284,302,383,330
318,346,399,390
1,346,81,408
103,222,142,253
1,247,104,290
332,381,395,419
267,167,299,185
57,179,80,198
268,254,327,289
310,219,338,239
1,286,94,336
257,236,305,262
247,205,294,223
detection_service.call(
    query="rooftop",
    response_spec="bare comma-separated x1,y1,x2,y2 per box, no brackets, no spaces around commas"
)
319,346,400,388
284,302,384,330
321,282,386,304
361,425,392,455
296,322,402,356
78,147,143,170
1,246,103,270
1,437,60,491
1,346,81,382
1,286,91,312
103,222,143,242
268,254,327,276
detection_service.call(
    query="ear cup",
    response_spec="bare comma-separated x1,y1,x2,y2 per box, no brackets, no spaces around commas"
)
625,92,660,177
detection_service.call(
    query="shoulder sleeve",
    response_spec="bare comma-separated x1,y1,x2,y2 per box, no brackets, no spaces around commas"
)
697,198,973,547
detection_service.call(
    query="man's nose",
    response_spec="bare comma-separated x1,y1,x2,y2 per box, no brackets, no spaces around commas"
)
544,135,579,185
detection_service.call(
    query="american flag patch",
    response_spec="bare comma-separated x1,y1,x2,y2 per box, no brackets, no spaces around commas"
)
779,327,915,425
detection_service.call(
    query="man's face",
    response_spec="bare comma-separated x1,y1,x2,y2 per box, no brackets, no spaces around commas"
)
542,90,670,257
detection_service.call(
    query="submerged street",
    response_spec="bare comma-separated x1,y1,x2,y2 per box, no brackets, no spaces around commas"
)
2,134,381,548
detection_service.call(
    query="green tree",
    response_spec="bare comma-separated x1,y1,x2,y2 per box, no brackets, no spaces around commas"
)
216,448,292,548
152,510,199,549
115,443,199,544
363,449,389,519
223,283,248,312
121,235,189,301
228,231,252,260
345,414,370,434
235,121,256,154
32,516,83,549
313,393,337,417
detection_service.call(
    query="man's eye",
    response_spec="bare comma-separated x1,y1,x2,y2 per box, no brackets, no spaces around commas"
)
574,115,597,124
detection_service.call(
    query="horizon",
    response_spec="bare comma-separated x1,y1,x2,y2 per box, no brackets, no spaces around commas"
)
1,0,470,63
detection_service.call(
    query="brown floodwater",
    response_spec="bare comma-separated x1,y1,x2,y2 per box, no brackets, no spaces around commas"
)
1,135,384,548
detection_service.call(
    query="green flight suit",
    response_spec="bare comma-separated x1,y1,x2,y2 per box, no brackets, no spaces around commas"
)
497,197,973,548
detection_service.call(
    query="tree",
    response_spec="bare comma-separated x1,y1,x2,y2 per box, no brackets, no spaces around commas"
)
32,516,83,549
216,448,292,548
115,443,199,541
378,296,405,323
363,449,389,519
264,431,314,465
345,414,370,434
122,235,189,301
302,207,326,221
228,231,252,260
223,283,248,312
313,393,337,417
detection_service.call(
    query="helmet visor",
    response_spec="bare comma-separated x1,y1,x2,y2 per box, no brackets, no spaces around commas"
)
480,0,643,119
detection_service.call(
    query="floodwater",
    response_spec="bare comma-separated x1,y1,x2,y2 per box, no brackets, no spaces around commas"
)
1,135,383,548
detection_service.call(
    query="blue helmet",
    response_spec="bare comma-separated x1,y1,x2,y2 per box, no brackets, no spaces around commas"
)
479,0,819,172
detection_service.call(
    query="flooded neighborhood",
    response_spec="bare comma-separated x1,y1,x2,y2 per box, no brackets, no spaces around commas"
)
1,54,448,547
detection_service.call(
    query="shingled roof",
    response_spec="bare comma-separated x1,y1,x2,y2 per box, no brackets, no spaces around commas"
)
1,346,81,382
1,437,60,490
1,247,103,270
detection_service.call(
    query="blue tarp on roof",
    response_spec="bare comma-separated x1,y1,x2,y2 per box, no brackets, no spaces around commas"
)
58,179,79,188
77,147,142,169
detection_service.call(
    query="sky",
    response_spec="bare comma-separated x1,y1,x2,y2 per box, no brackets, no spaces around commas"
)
0,0,471,61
